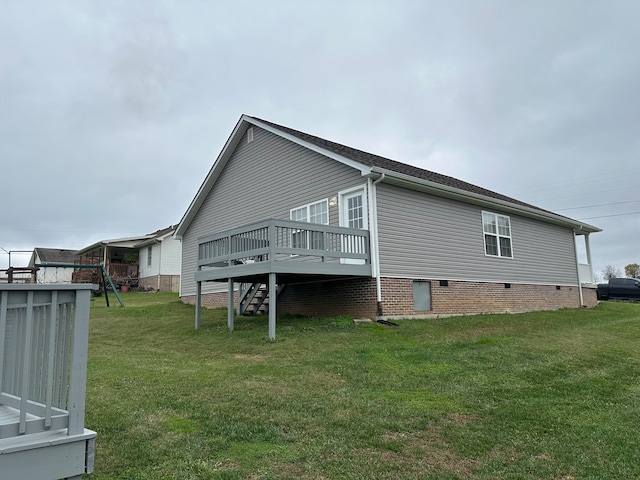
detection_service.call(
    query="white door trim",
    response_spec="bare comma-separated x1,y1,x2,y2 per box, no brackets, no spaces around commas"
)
339,185,368,264
338,185,368,229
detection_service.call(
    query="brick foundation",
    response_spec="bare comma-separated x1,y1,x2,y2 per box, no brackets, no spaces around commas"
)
182,289,229,309
379,278,591,317
181,276,595,318
278,278,379,318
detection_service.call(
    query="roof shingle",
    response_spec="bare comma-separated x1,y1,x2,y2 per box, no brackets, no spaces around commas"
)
250,116,552,214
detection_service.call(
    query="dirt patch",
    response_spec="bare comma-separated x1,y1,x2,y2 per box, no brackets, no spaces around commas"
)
377,427,478,478
233,353,268,361
445,412,483,425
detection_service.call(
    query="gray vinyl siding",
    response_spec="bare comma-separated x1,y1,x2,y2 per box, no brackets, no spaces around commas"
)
181,127,367,296
376,183,579,285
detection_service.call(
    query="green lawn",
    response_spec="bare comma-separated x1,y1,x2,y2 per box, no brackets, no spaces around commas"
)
85,293,640,479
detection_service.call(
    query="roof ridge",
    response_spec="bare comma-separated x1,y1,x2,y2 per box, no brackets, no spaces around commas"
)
248,116,553,214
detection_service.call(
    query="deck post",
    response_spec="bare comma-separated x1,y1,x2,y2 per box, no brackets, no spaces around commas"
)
195,281,202,329
268,272,276,340
228,278,234,332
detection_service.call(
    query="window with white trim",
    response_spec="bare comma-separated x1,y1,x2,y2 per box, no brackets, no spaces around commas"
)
147,246,153,266
482,211,513,258
290,199,329,249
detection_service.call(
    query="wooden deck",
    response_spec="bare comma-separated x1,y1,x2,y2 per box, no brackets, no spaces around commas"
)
195,219,372,339
0,284,96,479
197,218,372,282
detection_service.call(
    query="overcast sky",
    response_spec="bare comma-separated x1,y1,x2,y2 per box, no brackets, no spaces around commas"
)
1,0,638,278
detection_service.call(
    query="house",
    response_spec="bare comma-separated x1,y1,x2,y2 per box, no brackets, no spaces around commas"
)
74,227,182,292
137,225,182,292
74,235,152,288
174,115,600,339
28,247,79,283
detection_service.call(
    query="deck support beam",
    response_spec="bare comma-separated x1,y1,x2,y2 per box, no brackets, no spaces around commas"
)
195,281,202,329
268,273,276,340
228,278,234,332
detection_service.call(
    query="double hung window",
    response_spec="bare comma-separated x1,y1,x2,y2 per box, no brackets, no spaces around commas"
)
482,212,513,258
290,199,329,250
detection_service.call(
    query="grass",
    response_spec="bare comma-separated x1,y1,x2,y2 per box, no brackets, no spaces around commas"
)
84,293,640,479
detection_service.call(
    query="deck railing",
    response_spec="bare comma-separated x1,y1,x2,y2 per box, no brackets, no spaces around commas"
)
0,285,93,439
578,263,595,285
108,264,139,282
198,218,370,268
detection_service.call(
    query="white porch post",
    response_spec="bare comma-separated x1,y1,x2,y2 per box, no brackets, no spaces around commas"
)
574,232,585,306
585,233,594,283
268,272,276,340
195,281,201,329
228,278,234,332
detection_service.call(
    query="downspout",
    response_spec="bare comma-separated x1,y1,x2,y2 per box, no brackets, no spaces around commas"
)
573,230,584,307
369,173,385,316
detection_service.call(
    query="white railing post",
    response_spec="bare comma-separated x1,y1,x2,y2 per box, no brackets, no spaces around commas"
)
67,288,91,436
44,290,57,428
19,292,35,434
0,291,7,397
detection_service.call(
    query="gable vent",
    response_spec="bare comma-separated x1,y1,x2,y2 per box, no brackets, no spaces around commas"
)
247,127,254,143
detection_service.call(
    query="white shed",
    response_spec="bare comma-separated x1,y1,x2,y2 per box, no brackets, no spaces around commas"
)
28,248,79,284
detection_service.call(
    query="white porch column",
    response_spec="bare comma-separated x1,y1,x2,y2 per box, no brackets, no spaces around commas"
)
195,281,201,329
574,232,585,306
268,273,276,340
228,278,234,332
585,233,594,283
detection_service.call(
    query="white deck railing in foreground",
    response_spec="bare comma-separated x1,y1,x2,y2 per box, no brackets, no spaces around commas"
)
0,284,96,480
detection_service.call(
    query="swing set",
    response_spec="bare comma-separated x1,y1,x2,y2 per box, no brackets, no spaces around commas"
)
35,263,125,307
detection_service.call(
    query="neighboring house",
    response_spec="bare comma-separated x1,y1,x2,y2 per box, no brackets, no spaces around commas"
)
137,225,182,292
74,227,181,291
175,115,601,338
28,247,79,283
75,235,152,288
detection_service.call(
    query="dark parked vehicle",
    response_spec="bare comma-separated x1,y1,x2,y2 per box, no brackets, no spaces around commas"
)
597,277,640,300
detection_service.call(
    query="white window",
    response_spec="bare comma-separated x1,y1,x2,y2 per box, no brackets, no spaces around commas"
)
482,212,513,258
147,246,152,266
290,199,329,249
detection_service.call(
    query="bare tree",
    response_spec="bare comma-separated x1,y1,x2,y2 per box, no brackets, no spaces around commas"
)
602,265,622,280
625,263,640,278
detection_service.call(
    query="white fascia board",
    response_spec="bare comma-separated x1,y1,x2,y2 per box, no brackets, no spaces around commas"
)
247,117,373,176
369,167,602,234
141,230,175,246
76,235,154,255
175,116,250,239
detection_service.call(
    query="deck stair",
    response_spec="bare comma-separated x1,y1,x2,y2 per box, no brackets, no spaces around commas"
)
239,282,284,316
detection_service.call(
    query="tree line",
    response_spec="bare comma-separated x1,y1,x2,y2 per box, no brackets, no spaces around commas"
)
601,263,640,281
